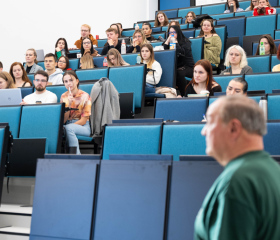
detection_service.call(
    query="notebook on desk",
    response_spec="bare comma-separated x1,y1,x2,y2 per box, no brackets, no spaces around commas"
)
0,89,22,106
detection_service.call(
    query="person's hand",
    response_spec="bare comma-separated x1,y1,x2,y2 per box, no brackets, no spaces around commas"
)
96,54,101,56
177,95,182,98
69,47,78,50
55,47,61,52
165,35,172,45
68,93,74,106
108,39,114,46
223,72,230,75
20,99,27,105
133,38,139,47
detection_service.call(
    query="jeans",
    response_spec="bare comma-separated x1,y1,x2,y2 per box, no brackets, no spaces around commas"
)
64,120,91,154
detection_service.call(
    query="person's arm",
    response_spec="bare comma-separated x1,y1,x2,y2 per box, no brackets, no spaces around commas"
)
253,7,259,16
75,95,91,126
266,7,276,15
146,61,162,85
74,116,89,126
243,66,253,74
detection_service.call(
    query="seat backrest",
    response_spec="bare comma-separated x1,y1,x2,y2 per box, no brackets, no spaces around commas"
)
214,75,243,92
27,74,34,82
92,56,106,67
120,53,137,65
239,0,251,9
37,61,45,70
271,54,280,71
264,121,280,154
169,18,182,24
180,24,188,30
155,98,208,122
201,3,226,15
190,37,204,63
161,123,206,160
20,87,34,98
277,14,280,29
178,6,201,18
275,30,280,40
210,12,234,20
69,59,79,70
97,39,108,48
168,161,223,239
102,123,162,160
122,29,135,37
246,15,277,36
0,106,22,138
268,94,280,120
154,50,176,88
76,68,108,81
245,72,280,93
247,55,270,73
108,65,145,112
152,27,162,33
217,17,245,46
151,32,166,39
46,85,66,103
235,10,253,17
182,29,195,39
79,82,95,95
157,9,178,19
19,104,64,153
270,0,278,6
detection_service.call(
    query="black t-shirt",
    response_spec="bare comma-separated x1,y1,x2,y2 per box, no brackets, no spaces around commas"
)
185,83,222,97
147,36,156,41
26,65,32,73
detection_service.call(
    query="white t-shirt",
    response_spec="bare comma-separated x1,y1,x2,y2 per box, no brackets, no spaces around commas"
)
24,90,58,104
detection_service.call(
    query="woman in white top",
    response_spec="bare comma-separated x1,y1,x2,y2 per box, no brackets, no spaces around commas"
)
224,0,244,13
140,44,162,94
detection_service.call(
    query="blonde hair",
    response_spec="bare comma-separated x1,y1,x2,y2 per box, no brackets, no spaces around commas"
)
27,48,38,64
140,44,155,69
131,30,148,53
185,11,196,24
0,71,16,89
224,45,248,69
107,49,129,67
81,24,91,32
80,54,94,69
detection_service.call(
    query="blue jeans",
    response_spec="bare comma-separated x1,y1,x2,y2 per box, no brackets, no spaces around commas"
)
64,120,91,154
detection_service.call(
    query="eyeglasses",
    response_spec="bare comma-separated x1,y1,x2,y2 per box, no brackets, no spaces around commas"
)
58,61,66,64
83,41,91,45
25,54,34,57
34,79,47,83
169,31,177,35
81,30,89,32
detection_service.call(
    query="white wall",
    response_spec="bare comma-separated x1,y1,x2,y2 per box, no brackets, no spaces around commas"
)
0,0,158,71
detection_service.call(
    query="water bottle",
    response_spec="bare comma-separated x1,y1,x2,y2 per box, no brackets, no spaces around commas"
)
121,39,126,54
103,57,108,67
259,42,265,55
136,54,141,64
135,24,139,30
61,49,66,56
229,3,234,12
170,35,176,50
259,96,268,121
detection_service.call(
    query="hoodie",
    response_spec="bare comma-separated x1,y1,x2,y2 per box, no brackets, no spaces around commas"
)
47,68,63,85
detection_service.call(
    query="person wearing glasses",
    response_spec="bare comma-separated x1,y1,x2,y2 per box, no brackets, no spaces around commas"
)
74,24,98,49
80,37,99,69
245,0,259,10
163,25,195,96
57,56,72,71
127,30,148,53
24,48,44,74
20,70,57,105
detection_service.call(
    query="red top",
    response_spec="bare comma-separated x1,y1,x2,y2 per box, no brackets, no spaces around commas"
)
253,7,276,16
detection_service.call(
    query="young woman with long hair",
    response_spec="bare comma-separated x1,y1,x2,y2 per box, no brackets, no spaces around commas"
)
127,30,148,53
10,62,32,88
155,11,169,27
55,38,70,59
0,71,16,89
24,48,43,74
107,49,129,67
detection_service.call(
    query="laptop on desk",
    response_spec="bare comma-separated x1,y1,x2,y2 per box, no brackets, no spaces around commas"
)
0,89,22,106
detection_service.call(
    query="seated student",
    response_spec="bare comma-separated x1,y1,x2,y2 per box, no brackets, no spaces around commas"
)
198,19,222,68
80,55,94,70
116,23,124,37
140,43,162,93
142,23,156,41
107,49,130,67
185,11,196,24
220,45,253,75
0,71,16,89
255,34,277,55
224,0,244,13
74,24,98,49
246,0,259,11
81,37,98,57
110,23,121,37
20,70,57,105
185,59,222,97
55,38,70,59
272,45,280,72
163,25,195,96
101,28,122,55
0,61,3,71
127,30,148,53
58,56,72,71
226,77,248,95
10,62,32,88
155,11,169,27
44,53,63,85
61,71,91,155
24,48,44,74
253,0,276,15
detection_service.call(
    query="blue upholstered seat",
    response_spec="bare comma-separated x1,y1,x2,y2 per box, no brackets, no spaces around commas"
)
247,55,270,73
76,68,108,81
245,73,280,93
246,15,277,37
157,9,178,19
268,94,280,120
178,6,201,18
210,12,234,20
0,106,22,138
271,55,280,71
201,3,226,15
20,87,34,98
190,38,204,63
264,121,280,154
214,75,243,92
102,123,162,160
27,74,34,82
46,85,66,103
68,59,79,70
235,10,253,17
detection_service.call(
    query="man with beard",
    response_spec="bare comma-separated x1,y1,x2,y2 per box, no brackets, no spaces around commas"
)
20,70,57,104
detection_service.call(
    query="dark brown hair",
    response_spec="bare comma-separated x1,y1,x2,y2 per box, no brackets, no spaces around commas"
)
58,56,70,71
63,70,80,88
198,19,217,37
155,11,169,27
55,38,70,56
255,34,277,55
9,62,32,85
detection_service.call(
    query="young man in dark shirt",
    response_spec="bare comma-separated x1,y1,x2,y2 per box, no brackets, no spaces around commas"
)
101,28,122,55
142,23,156,41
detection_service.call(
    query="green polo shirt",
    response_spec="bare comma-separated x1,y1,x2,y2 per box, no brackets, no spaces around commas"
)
194,150,280,240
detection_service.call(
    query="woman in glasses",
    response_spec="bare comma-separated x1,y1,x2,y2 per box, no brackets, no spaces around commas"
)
127,30,148,53
24,48,43,74
163,25,194,96
57,56,72,71
80,37,99,69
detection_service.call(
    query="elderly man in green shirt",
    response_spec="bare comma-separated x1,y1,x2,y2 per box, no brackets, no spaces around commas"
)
194,95,280,240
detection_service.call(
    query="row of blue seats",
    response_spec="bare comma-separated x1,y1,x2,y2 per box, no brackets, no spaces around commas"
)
31,155,228,240
154,94,280,122
0,104,64,153
157,0,278,19
101,121,280,160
